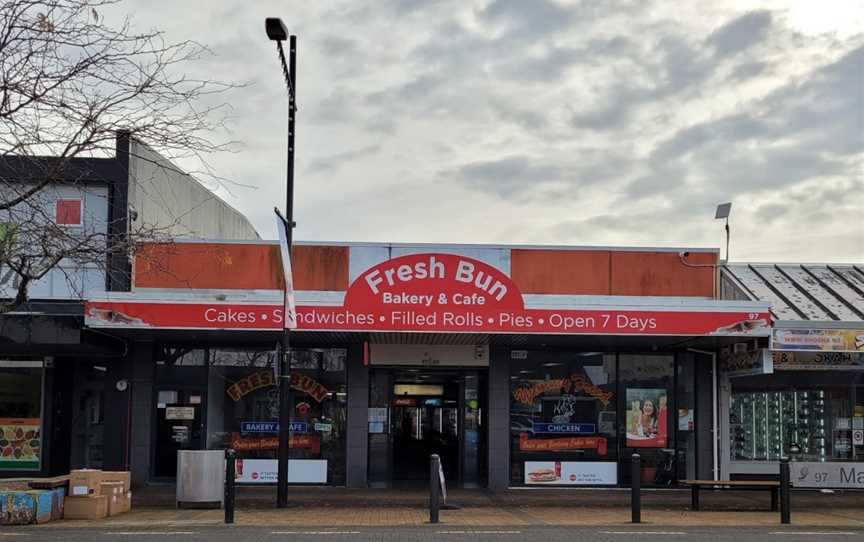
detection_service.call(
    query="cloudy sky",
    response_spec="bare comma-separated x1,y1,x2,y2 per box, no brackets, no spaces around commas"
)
118,0,862,262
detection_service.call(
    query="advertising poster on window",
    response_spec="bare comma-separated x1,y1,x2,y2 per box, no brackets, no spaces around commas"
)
626,388,668,447
678,409,694,431
773,329,864,353
0,418,41,470
234,458,327,484
524,461,617,485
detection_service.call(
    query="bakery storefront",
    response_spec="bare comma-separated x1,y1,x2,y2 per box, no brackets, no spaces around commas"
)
85,242,771,489
145,346,348,485
510,351,701,487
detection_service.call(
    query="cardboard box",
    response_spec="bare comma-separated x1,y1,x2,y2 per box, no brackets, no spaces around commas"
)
101,482,124,517
106,493,124,517
100,471,131,493
63,495,108,520
99,481,123,497
122,492,132,513
69,470,104,496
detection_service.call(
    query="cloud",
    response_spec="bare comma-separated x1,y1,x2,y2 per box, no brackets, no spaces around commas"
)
727,60,771,81
629,44,863,203
495,37,636,83
708,11,774,57
477,0,577,39
319,35,358,56
118,0,863,263
569,33,716,132
307,144,381,174
443,156,564,197
444,149,634,199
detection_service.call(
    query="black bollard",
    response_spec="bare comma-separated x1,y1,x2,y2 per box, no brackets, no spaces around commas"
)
225,448,236,524
631,453,641,524
430,454,440,524
780,457,790,524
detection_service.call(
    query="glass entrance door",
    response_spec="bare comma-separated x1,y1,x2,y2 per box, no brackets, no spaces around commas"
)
368,369,486,487
392,400,459,481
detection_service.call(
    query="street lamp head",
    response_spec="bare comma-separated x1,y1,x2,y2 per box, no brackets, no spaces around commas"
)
265,18,288,41
715,202,732,220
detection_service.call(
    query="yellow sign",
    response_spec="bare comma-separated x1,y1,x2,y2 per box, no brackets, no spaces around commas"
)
773,328,864,353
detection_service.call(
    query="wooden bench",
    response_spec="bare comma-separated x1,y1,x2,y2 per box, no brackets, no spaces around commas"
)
680,479,780,511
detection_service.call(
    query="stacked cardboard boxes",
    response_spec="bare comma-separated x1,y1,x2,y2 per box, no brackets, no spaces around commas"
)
64,470,132,520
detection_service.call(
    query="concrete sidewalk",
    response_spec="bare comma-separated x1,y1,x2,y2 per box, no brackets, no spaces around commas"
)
130,484,863,510
38,487,863,529
43,504,864,529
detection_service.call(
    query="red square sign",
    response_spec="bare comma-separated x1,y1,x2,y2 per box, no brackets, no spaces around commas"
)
55,199,82,225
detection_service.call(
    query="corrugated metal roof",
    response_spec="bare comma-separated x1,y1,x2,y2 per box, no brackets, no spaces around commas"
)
723,264,864,322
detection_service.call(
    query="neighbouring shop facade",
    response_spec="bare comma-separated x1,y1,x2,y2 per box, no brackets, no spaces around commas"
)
73,241,780,490
0,301,127,480
0,132,259,481
719,264,864,480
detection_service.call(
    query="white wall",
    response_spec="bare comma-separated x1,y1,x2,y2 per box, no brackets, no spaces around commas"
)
0,183,108,300
128,141,259,240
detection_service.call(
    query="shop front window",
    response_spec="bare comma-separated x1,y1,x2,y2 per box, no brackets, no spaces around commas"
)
618,354,675,486
207,347,347,485
510,352,618,486
0,359,43,471
730,375,863,463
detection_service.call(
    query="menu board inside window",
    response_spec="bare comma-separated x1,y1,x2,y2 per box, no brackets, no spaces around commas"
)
0,360,43,470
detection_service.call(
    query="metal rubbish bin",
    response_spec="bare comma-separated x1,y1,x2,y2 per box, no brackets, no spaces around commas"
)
176,450,225,508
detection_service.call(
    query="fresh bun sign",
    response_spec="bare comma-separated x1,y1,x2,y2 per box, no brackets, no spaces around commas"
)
331,253,525,329
297,253,529,331
86,252,771,336
296,253,771,336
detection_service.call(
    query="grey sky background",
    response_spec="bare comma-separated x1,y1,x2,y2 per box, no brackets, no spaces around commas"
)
117,0,862,262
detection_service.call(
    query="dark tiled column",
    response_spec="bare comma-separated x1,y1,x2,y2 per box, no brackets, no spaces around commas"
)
345,343,369,488
487,346,510,490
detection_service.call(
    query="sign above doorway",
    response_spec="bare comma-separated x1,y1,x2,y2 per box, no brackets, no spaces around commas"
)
369,344,489,366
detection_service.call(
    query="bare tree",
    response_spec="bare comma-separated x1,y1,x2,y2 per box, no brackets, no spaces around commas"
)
0,0,237,311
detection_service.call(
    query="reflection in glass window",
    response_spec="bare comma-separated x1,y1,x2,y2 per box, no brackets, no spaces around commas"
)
210,348,272,368
205,347,347,485
509,352,617,486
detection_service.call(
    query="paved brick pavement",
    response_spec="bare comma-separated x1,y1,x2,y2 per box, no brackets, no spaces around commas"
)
131,485,863,510
42,503,864,529
16,485,860,529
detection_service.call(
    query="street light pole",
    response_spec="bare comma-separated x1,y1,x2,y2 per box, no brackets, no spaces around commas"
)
265,17,296,510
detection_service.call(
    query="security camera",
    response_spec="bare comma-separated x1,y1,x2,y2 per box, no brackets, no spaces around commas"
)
679,251,690,258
